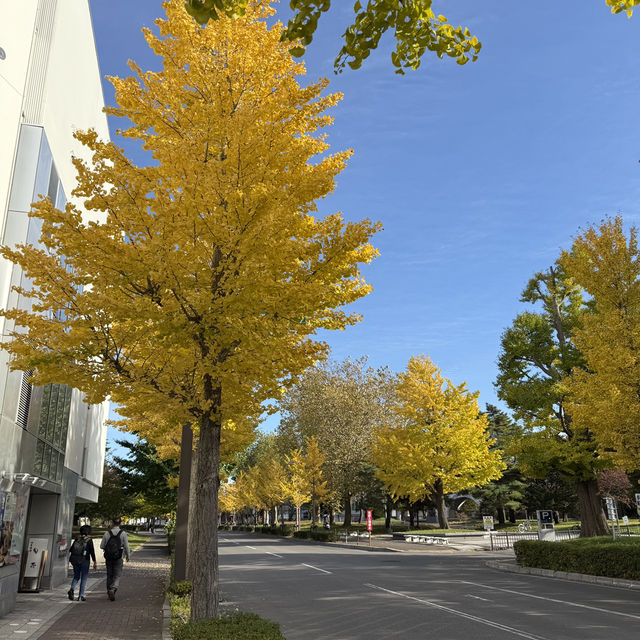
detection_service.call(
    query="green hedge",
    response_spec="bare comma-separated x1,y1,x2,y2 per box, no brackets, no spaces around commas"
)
293,529,337,542
514,537,640,580
172,613,286,640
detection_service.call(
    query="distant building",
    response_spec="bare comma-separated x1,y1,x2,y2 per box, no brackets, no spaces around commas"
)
0,0,110,615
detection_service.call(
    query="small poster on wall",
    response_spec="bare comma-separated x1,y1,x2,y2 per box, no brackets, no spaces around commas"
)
1,487,28,566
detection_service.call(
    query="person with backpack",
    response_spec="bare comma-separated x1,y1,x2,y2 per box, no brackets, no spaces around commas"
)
67,524,97,601
100,517,131,601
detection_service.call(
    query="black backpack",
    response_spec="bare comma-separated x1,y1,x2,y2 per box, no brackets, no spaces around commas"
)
104,530,123,561
69,537,88,563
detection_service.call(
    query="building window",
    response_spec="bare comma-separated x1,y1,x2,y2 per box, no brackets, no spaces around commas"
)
33,383,72,483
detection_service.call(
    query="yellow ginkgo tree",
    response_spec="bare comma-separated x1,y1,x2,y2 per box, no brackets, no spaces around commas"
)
281,447,312,530
373,356,505,529
561,217,640,470
0,0,378,620
302,435,328,527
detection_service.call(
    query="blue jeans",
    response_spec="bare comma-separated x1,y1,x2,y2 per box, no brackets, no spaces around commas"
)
70,559,90,597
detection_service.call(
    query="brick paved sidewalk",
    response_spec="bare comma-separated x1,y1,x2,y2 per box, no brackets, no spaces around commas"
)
36,536,170,640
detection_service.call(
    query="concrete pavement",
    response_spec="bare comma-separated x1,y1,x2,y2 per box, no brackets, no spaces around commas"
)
0,534,169,640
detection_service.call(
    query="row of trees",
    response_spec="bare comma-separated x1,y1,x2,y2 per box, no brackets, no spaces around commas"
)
218,356,504,531
218,217,640,537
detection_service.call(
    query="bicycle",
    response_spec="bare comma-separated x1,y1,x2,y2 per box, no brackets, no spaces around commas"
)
517,520,532,532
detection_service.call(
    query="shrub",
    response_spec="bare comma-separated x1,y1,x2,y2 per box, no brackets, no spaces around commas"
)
169,580,193,596
172,612,286,640
514,537,640,580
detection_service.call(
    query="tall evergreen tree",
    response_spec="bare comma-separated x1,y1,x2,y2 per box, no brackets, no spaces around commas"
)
496,265,610,536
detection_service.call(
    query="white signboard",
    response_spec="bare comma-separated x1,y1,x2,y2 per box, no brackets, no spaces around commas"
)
622,516,629,525
605,497,618,521
23,538,48,579
483,515,494,531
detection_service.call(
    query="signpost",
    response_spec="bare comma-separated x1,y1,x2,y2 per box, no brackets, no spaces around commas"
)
605,497,619,540
536,510,556,542
482,515,494,531
366,510,373,546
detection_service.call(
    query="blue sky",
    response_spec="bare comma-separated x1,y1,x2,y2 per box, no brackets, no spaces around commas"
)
89,0,640,445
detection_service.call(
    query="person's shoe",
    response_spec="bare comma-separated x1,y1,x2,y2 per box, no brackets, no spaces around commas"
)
108,589,115,601
78,596,86,601
67,589,74,601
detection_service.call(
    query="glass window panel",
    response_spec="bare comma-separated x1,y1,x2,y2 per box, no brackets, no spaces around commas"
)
34,440,45,475
55,181,66,210
49,450,58,481
41,445,51,479
54,389,66,449
32,132,52,202
46,384,60,443
38,384,51,437
47,164,59,203
57,452,64,483
57,386,71,449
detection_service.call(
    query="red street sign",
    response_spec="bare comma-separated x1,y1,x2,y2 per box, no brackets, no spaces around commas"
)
366,509,373,532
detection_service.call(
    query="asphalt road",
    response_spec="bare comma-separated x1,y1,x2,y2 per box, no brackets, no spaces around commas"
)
218,531,640,640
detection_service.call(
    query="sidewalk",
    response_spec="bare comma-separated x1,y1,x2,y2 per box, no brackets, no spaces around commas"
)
0,535,170,640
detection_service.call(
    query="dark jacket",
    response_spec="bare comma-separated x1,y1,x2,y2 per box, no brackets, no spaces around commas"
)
69,536,96,564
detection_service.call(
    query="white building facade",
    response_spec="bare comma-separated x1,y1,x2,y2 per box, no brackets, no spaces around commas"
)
0,0,110,615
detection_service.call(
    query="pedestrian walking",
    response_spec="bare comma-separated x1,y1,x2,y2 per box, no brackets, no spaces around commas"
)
67,524,97,601
100,517,131,601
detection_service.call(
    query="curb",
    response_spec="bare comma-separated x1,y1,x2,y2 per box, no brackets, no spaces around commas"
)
486,559,640,590
162,596,172,640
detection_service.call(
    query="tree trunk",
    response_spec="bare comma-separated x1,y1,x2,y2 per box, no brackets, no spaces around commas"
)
508,508,516,524
190,401,222,621
343,494,352,528
432,479,449,529
186,436,199,580
385,495,393,533
415,505,420,529
409,509,415,529
577,477,609,537
497,506,506,525
311,484,317,528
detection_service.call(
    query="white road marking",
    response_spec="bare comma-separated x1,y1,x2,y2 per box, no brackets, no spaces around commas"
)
302,563,332,574
266,552,283,558
246,545,256,550
466,594,490,602
460,581,640,621
364,583,548,640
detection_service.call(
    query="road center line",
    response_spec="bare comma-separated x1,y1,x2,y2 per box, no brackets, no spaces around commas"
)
302,563,332,574
266,551,283,558
364,583,548,640
467,594,490,602
460,581,640,621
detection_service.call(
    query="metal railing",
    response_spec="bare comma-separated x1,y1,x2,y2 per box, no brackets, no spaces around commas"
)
489,529,581,550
